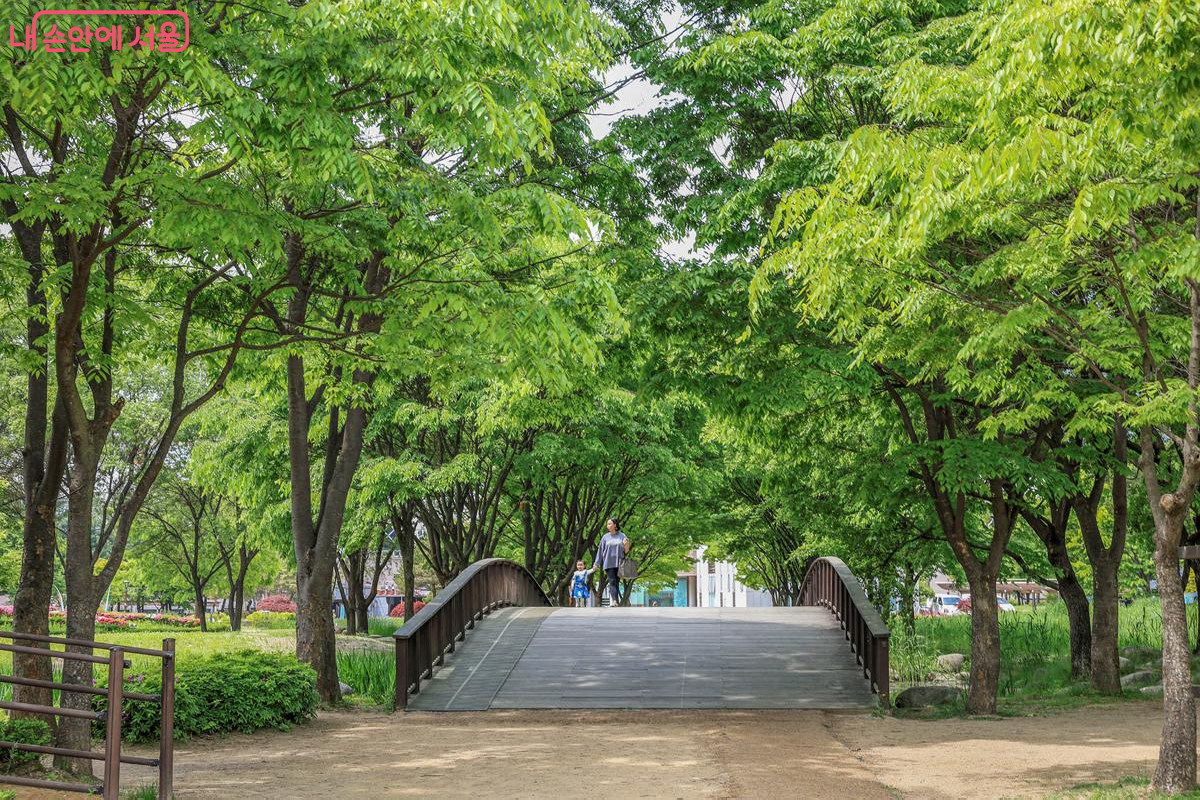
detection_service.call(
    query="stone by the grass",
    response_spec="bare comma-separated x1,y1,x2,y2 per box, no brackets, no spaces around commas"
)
1118,656,1131,672
936,653,965,672
1141,684,1163,697
339,682,355,696
1120,670,1158,688
1120,646,1158,661
336,626,347,634
895,685,961,709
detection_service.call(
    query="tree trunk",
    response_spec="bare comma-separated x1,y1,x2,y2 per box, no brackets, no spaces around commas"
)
1022,498,1091,680
335,561,356,635
356,601,369,634
56,449,102,776
964,572,1001,714
1153,532,1196,791
900,562,917,637
403,546,415,622
13,269,68,721
296,564,340,701
13,405,65,722
1091,558,1121,693
194,585,207,632
1059,572,1092,681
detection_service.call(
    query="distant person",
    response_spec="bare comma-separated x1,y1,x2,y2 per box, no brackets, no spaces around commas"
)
594,518,631,607
570,560,595,608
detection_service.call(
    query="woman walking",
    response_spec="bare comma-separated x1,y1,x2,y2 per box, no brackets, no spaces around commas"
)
593,518,631,607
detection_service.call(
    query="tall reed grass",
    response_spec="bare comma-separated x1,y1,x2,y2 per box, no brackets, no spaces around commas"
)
336,650,395,705
891,598,1200,699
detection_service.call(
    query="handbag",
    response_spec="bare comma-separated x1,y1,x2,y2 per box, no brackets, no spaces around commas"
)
618,557,639,580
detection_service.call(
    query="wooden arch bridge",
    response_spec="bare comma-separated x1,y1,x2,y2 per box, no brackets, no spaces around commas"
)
392,557,889,711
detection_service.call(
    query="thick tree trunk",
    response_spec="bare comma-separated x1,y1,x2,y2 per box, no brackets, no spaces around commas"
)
296,565,340,701
56,452,102,776
13,260,68,720
964,573,1001,714
1073,419,1129,695
13,456,64,722
356,601,369,634
1153,535,1196,791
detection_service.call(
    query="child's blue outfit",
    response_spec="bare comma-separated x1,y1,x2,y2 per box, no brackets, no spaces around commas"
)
571,569,592,600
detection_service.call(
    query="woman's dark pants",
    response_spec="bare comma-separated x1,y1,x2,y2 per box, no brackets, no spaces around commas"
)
605,567,620,605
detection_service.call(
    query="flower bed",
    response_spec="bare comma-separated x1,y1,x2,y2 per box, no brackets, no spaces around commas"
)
0,607,203,631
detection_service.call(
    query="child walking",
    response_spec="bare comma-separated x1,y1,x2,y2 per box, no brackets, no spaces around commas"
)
570,560,595,608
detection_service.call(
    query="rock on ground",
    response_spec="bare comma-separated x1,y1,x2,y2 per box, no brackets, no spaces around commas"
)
1120,670,1157,688
936,653,965,672
339,681,355,696
895,685,961,709
1120,646,1157,661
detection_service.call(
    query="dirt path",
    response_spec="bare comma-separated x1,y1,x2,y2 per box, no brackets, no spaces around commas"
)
834,701,1166,799
109,709,887,799
18,701,1175,799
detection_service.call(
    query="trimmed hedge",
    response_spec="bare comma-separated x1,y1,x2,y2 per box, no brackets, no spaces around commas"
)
94,650,318,742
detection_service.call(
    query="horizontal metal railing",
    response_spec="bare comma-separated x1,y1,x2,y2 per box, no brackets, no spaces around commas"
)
0,630,175,798
799,557,891,706
393,558,551,710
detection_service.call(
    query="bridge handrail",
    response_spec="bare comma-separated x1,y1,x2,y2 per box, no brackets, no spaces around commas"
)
392,558,551,709
800,556,890,705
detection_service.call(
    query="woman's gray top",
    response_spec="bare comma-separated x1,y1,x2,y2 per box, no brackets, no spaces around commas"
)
594,532,627,569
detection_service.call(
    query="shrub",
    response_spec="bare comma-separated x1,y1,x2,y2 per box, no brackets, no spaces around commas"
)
244,610,295,629
387,601,425,618
0,718,51,771
94,650,318,742
256,595,297,613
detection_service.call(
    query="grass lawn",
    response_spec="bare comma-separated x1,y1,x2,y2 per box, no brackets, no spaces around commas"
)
1049,776,1200,798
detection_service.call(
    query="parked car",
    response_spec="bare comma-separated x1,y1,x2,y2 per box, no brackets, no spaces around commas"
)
957,596,1017,613
923,594,963,616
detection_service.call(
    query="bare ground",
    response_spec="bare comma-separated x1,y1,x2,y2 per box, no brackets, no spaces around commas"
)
14,701,1177,799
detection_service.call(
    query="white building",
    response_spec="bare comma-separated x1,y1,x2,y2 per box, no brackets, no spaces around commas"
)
684,546,773,608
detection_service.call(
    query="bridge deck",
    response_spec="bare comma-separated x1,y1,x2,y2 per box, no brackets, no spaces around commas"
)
408,606,876,711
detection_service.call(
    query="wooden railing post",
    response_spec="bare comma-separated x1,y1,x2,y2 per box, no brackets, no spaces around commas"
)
103,647,124,800
394,639,409,710
159,638,175,800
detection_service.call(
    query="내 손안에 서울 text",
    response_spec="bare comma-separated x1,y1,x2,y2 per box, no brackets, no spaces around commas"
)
9,8,189,52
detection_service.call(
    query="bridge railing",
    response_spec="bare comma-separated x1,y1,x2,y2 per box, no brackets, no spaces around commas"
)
800,556,890,705
393,558,551,709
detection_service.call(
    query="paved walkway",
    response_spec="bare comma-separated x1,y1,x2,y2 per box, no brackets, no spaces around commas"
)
409,606,875,710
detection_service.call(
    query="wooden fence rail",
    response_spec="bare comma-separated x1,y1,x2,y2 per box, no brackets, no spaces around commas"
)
0,630,175,798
